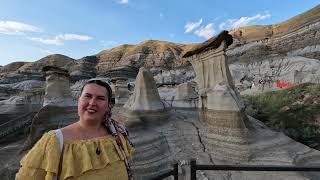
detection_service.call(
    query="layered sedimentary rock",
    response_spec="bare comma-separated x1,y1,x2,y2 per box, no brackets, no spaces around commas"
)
1,5,320,180
123,67,168,124
0,80,45,145
69,56,98,81
96,41,191,70
21,105,78,152
119,67,172,179
172,82,198,108
1,6,319,89
183,31,250,161
152,65,195,86
112,78,131,105
0,62,28,74
129,129,172,179
43,66,76,106
100,65,138,80
227,5,320,89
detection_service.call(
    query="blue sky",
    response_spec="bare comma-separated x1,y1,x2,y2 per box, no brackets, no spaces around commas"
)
0,0,319,66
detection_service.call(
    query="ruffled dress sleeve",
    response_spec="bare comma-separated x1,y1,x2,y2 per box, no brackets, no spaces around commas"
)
16,131,61,180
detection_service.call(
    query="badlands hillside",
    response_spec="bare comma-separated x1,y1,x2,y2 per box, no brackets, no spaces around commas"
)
0,4,319,180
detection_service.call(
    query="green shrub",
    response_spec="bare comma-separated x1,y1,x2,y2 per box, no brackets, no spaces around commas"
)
243,83,320,150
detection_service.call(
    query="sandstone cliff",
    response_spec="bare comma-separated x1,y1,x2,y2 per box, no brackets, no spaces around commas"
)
96,40,193,71
1,5,320,179
228,4,320,62
227,4,320,86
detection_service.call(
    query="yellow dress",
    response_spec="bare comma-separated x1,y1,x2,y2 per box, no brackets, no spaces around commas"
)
16,130,134,180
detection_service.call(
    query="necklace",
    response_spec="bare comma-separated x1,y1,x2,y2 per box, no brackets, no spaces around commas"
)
96,147,101,155
76,122,104,155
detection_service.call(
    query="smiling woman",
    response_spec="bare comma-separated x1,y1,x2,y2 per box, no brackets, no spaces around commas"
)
16,79,134,180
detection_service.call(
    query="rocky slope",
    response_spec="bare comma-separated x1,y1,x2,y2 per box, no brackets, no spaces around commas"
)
227,5,320,85
0,5,320,179
1,6,319,87
0,5,318,114
96,40,193,71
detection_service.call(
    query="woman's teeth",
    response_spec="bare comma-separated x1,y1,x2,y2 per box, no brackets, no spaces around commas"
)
87,109,97,113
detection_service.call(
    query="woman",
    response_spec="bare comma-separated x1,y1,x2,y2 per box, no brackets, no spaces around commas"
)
16,79,134,180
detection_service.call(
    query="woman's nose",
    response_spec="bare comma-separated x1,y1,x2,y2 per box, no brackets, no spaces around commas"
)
89,98,97,105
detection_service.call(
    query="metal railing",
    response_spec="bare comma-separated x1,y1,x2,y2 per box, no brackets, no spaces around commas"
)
152,163,179,180
190,159,320,180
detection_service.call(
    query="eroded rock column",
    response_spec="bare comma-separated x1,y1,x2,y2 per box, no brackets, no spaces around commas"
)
43,66,75,106
122,67,171,179
184,31,250,162
123,67,168,124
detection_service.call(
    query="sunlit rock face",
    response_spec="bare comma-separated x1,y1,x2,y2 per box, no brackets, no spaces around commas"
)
183,31,250,161
1,6,320,180
123,67,168,125
171,81,198,108
227,5,320,91
42,66,76,107
118,67,171,179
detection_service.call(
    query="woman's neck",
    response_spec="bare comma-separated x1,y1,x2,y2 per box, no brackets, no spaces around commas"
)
77,120,106,135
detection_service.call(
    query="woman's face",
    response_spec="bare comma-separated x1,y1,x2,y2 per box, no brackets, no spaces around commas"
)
78,83,110,123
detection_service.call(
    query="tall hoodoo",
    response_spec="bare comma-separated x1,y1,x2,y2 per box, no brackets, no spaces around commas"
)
183,31,250,161
42,66,75,107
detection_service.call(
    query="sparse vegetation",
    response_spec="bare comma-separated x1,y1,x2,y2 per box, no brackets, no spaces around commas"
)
243,83,320,150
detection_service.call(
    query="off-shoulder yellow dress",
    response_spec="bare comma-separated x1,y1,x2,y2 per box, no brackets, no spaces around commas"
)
16,130,134,180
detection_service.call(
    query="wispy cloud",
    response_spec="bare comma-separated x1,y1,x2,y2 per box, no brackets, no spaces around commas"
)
184,18,203,33
58,34,92,41
195,23,215,39
30,37,62,45
30,33,92,45
219,12,271,30
117,0,128,4
0,20,41,35
184,18,215,39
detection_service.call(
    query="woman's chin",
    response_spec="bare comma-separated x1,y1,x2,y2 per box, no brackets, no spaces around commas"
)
82,114,102,122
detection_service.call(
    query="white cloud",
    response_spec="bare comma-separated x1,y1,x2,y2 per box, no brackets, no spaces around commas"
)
118,0,128,4
57,33,92,41
184,18,203,33
0,20,41,35
30,33,92,45
195,23,215,39
219,12,271,30
30,37,62,45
